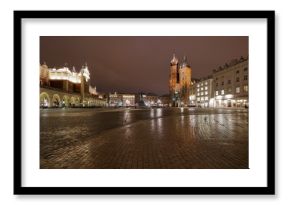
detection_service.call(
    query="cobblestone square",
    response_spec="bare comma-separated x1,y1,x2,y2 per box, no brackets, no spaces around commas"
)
40,107,248,169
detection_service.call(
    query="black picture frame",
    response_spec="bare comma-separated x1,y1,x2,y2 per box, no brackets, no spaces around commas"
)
14,10,275,195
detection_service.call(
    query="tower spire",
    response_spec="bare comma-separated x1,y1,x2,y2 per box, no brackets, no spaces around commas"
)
181,55,190,68
170,53,178,65
183,55,187,62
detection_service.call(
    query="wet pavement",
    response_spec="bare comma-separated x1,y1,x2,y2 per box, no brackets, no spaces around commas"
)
40,107,248,169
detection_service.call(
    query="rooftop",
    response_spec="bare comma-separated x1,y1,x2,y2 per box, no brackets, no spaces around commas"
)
212,56,248,73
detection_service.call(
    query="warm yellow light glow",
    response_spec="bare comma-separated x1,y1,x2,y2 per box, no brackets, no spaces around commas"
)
225,94,234,99
122,95,135,98
49,67,82,84
216,95,223,100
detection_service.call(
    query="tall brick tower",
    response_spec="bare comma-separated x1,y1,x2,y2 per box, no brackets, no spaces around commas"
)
179,56,192,106
169,54,180,107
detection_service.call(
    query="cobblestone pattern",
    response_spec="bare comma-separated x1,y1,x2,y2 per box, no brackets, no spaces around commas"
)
40,108,248,169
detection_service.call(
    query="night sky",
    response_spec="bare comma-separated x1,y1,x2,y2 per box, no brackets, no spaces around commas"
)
40,36,248,95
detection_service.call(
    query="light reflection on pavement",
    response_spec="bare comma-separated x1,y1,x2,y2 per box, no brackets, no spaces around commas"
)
40,107,248,169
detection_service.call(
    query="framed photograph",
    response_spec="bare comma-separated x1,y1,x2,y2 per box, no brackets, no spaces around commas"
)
14,10,275,195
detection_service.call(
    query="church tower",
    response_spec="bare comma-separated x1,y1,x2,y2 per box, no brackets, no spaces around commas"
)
169,54,180,107
179,56,192,106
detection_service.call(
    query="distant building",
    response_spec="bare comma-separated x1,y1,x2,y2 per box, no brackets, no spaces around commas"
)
159,94,170,107
122,94,135,107
144,93,159,107
108,92,123,107
135,93,165,107
108,92,135,107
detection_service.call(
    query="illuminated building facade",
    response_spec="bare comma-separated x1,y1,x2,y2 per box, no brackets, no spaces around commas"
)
169,54,192,107
169,54,248,108
188,78,198,106
108,92,123,107
122,94,135,107
213,57,248,108
109,92,135,107
158,94,170,107
39,62,106,108
195,77,214,107
40,63,90,94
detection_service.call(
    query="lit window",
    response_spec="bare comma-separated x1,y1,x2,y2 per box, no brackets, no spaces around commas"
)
244,85,248,92
197,97,200,101
201,97,204,101
216,91,219,96
201,87,204,91
197,93,200,96
205,91,208,95
201,92,204,95
205,86,208,90
205,81,208,85
205,97,208,101
201,83,203,86
236,87,240,93
221,90,224,95
197,88,200,92
197,84,200,87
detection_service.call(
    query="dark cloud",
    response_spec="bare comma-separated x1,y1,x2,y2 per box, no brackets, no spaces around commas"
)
40,36,248,95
